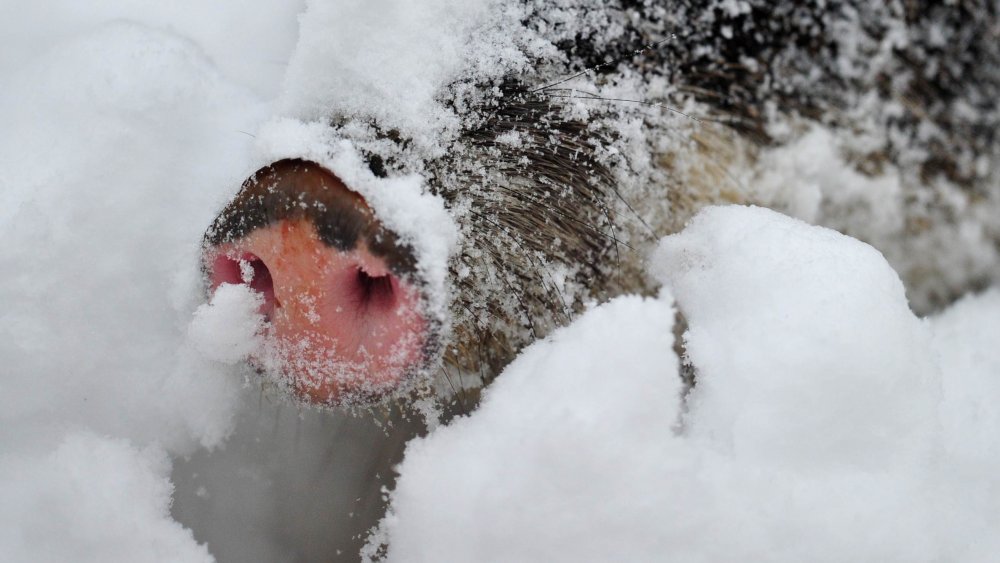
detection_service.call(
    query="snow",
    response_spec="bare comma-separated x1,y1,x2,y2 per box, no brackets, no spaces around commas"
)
189,284,264,364
0,9,287,563
0,0,305,99
371,206,1000,562
367,294,682,563
0,433,213,563
279,0,532,144
656,206,940,470
753,127,903,232
933,289,1000,465
0,20,263,452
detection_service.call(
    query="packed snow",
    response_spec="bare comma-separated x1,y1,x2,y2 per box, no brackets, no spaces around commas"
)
751,126,1000,312
371,207,1000,562
0,433,213,563
280,0,525,142
3,1,1000,563
0,5,292,562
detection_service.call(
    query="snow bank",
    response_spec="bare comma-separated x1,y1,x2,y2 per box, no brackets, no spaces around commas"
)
656,205,940,470
372,206,1000,562
0,433,212,563
0,11,282,561
367,294,682,562
0,0,304,99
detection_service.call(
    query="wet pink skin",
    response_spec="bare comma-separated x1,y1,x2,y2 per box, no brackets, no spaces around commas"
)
206,219,426,404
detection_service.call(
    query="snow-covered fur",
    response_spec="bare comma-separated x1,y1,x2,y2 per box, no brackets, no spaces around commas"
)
284,0,1000,396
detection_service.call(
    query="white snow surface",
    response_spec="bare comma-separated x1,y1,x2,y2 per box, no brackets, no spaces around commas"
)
279,0,531,144
0,7,296,562
0,20,263,456
0,433,213,563
372,206,1000,563
0,0,305,100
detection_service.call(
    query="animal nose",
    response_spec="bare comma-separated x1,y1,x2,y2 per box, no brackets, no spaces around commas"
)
202,160,428,406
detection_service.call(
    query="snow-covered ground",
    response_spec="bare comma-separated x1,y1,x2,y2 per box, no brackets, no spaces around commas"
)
2,2,999,562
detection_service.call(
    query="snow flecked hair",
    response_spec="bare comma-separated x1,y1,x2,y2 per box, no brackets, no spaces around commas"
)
266,0,1000,401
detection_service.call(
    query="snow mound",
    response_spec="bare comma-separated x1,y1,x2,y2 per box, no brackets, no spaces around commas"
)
368,294,680,562
655,205,940,470
0,433,213,563
0,19,256,455
372,205,1000,562
1,17,275,562
933,288,1000,464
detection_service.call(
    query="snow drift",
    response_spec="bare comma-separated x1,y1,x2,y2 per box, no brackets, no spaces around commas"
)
0,13,279,563
370,207,1000,563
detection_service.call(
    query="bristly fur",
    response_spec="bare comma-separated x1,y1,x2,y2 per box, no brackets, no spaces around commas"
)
410,0,1000,398
532,0,1000,184
432,84,637,380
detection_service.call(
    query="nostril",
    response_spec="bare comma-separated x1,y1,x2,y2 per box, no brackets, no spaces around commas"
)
355,267,396,309
210,253,243,287
245,258,275,303
210,252,279,320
